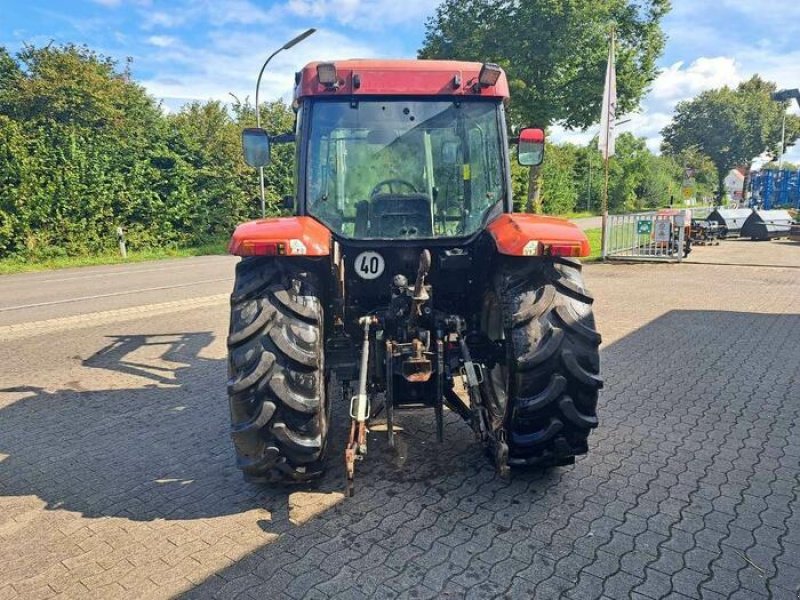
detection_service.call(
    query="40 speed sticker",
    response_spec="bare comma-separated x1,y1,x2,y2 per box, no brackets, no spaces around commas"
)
354,251,385,280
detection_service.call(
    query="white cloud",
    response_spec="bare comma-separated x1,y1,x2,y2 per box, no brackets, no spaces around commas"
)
717,0,800,24
138,28,377,107
552,57,744,153
204,0,278,26
581,0,796,163
142,10,190,29
553,47,800,167
128,0,435,110
739,49,800,93
146,35,176,48
286,0,440,28
651,57,742,103
140,0,277,29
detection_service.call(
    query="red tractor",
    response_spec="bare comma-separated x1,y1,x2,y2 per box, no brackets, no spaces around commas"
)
228,60,602,494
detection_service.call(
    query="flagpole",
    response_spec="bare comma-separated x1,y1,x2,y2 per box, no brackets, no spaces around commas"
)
600,27,615,260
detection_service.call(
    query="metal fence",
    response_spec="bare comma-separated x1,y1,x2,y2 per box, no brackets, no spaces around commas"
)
602,210,690,262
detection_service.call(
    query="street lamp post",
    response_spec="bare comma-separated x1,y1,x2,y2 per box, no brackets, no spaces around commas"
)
587,154,592,211
769,89,799,207
255,28,316,217
770,88,800,170
778,110,786,170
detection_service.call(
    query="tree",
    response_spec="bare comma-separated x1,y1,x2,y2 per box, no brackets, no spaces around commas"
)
670,147,719,202
513,134,690,216
539,143,580,214
420,0,670,210
635,153,681,208
661,75,800,201
573,143,603,213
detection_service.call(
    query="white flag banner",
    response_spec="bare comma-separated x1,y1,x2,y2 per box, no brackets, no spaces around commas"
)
598,33,617,159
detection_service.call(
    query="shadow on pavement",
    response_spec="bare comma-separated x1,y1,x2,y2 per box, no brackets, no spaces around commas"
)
1,311,799,599
81,333,217,385
0,331,531,526
174,310,800,599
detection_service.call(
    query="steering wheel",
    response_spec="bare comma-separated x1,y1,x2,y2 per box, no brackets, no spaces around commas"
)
370,178,418,197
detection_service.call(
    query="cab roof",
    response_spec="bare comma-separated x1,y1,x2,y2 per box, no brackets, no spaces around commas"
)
294,59,510,100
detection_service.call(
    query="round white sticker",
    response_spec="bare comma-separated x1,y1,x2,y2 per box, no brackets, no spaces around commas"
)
354,251,385,280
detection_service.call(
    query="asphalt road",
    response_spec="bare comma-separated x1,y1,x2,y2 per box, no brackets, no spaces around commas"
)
0,256,237,326
1,250,799,600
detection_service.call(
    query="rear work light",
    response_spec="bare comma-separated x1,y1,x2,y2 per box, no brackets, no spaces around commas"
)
317,63,338,87
477,63,502,87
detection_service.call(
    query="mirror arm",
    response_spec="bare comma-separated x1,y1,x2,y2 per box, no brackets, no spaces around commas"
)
270,133,296,144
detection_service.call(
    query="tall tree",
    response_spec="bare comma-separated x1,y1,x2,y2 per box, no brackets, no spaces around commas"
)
420,0,670,211
661,75,800,201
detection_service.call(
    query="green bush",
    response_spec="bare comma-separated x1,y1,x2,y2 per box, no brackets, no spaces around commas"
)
0,44,294,259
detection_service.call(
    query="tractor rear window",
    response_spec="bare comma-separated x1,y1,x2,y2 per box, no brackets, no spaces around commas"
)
305,99,505,240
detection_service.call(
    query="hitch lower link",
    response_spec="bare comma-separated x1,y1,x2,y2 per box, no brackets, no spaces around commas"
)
345,315,377,497
455,329,510,479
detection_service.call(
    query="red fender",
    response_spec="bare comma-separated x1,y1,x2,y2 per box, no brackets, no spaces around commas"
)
228,216,331,257
487,214,590,258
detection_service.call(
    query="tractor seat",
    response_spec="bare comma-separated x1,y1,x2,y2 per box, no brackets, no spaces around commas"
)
361,193,433,238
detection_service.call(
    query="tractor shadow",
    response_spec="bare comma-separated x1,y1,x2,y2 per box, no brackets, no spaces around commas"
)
0,331,531,529
0,332,336,526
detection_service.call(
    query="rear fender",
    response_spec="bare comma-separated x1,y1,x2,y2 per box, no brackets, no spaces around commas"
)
228,216,331,257
487,214,590,258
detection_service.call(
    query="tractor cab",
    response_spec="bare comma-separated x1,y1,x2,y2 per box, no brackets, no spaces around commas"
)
305,97,505,240
242,60,544,240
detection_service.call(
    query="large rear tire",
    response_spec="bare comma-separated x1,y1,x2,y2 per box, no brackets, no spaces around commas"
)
227,257,328,483
481,258,602,467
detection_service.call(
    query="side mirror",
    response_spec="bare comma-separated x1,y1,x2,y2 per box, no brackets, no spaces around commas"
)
242,128,271,168
518,127,545,166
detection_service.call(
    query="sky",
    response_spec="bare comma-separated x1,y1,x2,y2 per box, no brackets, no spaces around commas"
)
3,0,800,164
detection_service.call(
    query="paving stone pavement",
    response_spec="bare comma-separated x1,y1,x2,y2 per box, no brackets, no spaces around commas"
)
1,260,799,599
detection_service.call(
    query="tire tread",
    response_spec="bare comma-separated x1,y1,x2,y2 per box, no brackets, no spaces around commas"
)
493,259,602,466
226,258,327,483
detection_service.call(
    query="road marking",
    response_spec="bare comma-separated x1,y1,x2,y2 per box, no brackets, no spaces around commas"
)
0,294,229,340
3,257,233,285
0,279,230,312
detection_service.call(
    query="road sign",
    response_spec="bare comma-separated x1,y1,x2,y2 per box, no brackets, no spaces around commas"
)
637,220,652,235
654,220,672,243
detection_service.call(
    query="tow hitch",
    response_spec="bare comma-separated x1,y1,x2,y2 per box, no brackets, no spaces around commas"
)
450,320,510,479
342,250,511,495
345,315,377,497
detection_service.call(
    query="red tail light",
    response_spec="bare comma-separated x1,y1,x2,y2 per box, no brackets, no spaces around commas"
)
544,244,582,257
238,241,285,256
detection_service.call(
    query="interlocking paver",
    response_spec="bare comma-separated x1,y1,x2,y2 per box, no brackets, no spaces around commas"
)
1,259,799,599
